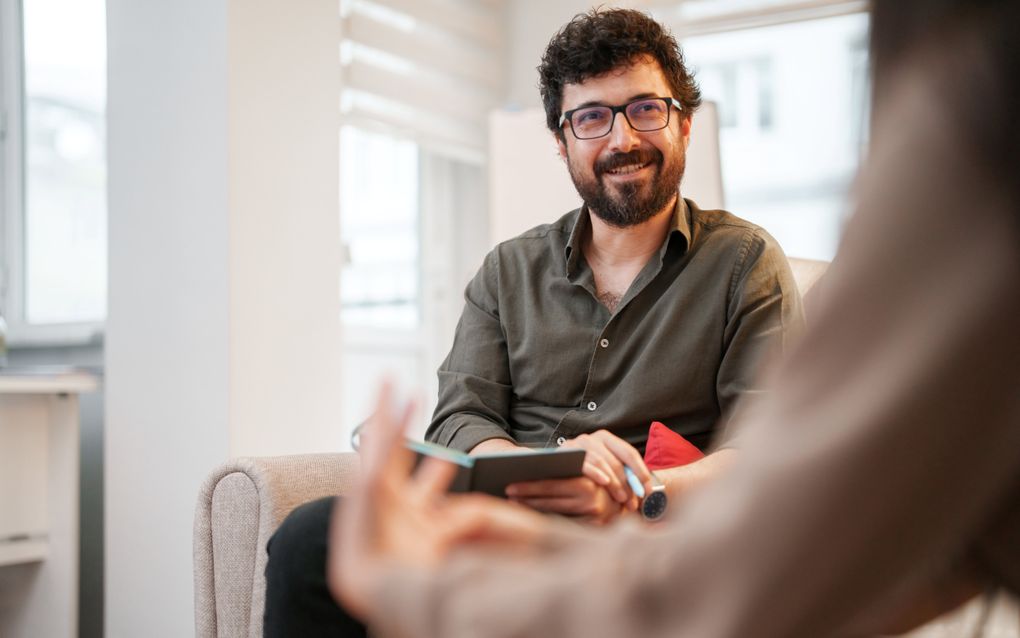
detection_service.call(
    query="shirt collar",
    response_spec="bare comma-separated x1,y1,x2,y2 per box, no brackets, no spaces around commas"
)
564,195,692,279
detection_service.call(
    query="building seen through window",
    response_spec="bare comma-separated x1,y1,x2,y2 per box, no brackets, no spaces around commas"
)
679,11,869,260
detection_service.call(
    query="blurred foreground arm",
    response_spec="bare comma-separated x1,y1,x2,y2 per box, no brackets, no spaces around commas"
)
343,38,1020,638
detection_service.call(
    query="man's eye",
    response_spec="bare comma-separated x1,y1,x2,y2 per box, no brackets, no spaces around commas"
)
632,102,662,114
576,109,607,124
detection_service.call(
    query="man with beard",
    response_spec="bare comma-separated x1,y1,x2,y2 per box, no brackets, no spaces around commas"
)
263,10,800,636
425,8,801,522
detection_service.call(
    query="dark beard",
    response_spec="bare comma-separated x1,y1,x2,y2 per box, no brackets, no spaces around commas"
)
568,147,685,228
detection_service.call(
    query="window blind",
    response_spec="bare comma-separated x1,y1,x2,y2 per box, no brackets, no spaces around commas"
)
340,0,504,160
654,0,867,38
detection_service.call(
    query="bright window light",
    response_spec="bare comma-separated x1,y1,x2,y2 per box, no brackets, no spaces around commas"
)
682,12,869,260
340,125,420,329
22,0,107,324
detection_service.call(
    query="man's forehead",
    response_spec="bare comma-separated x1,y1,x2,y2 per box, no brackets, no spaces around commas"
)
561,57,670,109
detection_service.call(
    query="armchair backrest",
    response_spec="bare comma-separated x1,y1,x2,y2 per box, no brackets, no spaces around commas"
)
193,453,359,638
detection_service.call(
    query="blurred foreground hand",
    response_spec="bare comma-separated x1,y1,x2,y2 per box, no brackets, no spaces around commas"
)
326,380,553,620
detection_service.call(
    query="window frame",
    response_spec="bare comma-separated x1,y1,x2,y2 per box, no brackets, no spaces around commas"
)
661,0,871,261
0,0,105,347
656,0,868,38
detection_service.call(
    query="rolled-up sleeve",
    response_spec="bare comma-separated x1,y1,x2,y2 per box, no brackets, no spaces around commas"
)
426,249,516,452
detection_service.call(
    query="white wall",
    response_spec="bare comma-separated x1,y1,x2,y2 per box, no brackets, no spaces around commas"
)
106,2,230,634
105,0,342,634
226,0,345,457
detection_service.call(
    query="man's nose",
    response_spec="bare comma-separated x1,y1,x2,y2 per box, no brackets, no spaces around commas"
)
607,111,640,152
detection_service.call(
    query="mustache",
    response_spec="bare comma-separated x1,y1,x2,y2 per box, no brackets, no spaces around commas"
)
595,148,662,175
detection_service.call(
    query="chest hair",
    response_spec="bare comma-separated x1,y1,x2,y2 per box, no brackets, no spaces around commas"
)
591,262,643,313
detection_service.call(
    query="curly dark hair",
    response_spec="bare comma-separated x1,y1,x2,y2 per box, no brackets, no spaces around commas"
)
538,7,702,138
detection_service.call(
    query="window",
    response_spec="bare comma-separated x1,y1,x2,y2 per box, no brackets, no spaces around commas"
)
336,0,500,434
1,0,107,343
339,125,420,329
657,0,869,260
697,58,773,131
337,0,502,332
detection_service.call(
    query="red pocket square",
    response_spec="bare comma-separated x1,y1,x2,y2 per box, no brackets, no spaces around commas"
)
643,421,705,471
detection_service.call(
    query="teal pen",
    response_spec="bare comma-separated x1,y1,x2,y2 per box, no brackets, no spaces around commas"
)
624,466,645,498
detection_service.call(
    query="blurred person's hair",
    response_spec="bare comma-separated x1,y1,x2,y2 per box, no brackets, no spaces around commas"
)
870,0,1020,204
537,8,702,139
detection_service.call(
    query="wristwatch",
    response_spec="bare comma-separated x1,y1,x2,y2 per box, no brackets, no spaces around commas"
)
640,473,668,521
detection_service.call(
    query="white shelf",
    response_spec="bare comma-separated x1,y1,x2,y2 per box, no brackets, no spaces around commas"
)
0,368,99,394
0,538,48,567
0,382,80,637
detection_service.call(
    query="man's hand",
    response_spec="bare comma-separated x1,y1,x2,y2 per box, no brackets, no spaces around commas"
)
505,476,629,524
561,429,654,504
504,430,653,524
471,434,630,523
327,381,552,621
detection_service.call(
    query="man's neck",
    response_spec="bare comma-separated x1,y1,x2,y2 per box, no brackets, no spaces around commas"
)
584,195,677,267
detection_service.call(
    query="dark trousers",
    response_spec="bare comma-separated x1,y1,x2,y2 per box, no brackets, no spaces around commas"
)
264,496,368,637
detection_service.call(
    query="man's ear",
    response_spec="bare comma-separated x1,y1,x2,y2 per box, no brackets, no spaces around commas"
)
555,134,568,162
680,114,693,151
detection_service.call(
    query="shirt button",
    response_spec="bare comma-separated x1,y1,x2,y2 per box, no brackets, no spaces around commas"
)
556,436,566,446
599,338,609,348
587,401,597,411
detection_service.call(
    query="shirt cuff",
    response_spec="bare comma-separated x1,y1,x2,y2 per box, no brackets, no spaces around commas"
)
440,421,516,453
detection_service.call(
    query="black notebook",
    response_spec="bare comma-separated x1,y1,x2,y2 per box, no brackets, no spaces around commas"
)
406,439,586,498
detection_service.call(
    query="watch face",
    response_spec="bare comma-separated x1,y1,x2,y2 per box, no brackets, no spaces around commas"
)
641,490,668,521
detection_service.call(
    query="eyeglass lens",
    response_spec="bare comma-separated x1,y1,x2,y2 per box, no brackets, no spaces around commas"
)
570,99,671,139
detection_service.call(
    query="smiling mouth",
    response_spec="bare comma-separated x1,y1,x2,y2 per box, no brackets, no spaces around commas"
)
604,161,652,176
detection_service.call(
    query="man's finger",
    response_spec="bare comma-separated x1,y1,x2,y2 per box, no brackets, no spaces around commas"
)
513,496,592,516
589,431,650,500
601,434,653,484
582,460,611,486
570,440,627,501
505,477,593,498
588,443,631,503
564,437,630,502
627,494,639,512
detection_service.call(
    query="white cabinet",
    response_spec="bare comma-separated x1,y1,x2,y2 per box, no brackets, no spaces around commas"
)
0,369,98,638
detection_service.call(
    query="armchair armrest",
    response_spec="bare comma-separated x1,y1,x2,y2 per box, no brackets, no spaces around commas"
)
193,452,359,638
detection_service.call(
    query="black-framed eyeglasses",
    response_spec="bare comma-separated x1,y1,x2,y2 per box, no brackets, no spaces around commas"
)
559,97,682,140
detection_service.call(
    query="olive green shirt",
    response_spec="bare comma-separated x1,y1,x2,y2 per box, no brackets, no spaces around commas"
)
426,197,803,454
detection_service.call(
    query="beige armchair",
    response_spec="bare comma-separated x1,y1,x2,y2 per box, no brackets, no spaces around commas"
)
193,453,359,638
